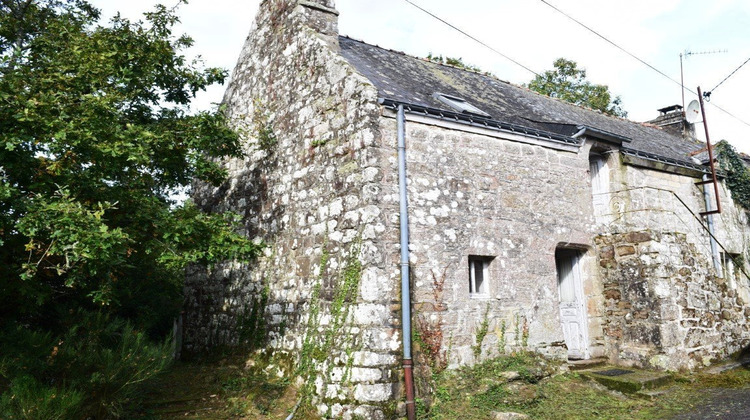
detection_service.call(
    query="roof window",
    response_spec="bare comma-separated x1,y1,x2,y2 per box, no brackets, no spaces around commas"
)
433,92,491,118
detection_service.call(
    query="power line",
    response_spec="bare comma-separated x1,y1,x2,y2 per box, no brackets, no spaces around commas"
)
709,56,750,94
402,0,540,78
538,0,682,87
402,0,750,129
538,0,750,128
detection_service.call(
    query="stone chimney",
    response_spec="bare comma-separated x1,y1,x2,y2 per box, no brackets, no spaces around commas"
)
296,0,339,36
646,105,696,140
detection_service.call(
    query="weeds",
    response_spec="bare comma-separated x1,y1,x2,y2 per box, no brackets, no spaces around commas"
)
472,304,491,360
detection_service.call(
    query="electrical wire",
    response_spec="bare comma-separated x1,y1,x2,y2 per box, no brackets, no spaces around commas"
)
402,0,540,78
709,56,750,94
402,0,750,128
538,0,750,128
538,0,682,87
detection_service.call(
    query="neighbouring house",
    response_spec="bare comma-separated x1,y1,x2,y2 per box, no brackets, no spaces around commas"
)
184,0,750,417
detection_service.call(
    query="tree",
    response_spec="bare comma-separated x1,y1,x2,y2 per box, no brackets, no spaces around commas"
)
526,58,627,118
0,0,260,415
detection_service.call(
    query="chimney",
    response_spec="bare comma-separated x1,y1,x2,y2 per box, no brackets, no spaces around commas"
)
295,1,339,36
646,105,696,140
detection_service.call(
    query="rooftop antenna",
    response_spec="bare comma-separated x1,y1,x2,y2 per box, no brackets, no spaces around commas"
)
680,49,727,110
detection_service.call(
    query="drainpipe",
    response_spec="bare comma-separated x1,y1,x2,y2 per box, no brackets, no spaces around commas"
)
702,174,723,276
397,104,416,420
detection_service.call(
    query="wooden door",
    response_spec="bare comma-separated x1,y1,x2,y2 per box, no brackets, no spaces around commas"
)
557,250,589,360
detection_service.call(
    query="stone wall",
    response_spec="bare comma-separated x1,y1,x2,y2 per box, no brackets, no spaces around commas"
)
184,1,401,417
382,116,605,366
184,1,750,416
597,230,750,370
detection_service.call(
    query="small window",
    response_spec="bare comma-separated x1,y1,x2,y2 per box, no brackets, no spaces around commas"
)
721,252,741,287
433,92,491,118
469,255,493,296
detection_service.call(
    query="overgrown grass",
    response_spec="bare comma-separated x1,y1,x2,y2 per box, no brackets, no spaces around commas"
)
419,351,750,420
140,353,302,419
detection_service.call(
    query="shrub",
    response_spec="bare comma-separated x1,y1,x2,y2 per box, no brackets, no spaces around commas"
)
0,312,172,419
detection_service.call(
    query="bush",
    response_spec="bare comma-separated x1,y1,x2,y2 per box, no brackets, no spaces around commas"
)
0,312,172,419
0,376,84,420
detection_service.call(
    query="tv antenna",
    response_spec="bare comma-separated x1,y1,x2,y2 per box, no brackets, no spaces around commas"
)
679,49,727,109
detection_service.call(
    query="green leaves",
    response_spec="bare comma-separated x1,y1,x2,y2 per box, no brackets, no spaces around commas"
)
526,58,627,118
716,140,750,210
0,0,257,334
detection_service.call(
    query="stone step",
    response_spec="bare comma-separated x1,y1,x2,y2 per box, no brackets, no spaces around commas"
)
579,366,672,394
567,357,608,371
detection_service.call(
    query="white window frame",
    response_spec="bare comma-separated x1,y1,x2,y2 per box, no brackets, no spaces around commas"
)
469,255,492,297
721,252,740,288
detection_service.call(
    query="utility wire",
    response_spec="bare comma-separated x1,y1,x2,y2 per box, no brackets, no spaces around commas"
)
402,0,540,77
403,0,750,128
538,0,682,87
709,56,750,94
538,0,750,128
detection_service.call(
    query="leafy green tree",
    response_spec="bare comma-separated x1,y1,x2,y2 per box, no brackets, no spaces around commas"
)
0,0,260,415
526,58,627,118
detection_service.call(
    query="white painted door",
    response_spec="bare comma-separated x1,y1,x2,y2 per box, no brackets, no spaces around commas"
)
590,155,609,215
557,250,589,360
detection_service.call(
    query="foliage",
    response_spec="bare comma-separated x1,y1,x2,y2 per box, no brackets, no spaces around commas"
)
495,319,507,354
526,58,627,118
297,240,364,413
472,304,490,359
0,0,261,416
715,140,750,210
0,312,172,419
426,53,484,73
0,376,85,420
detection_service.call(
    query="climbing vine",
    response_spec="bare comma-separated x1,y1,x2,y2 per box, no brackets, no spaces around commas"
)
716,141,750,210
252,98,277,153
472,304,491,359
297,237,364,409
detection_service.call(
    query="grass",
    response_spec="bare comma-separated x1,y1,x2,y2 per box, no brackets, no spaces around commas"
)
421,352,750,420
137,350,750,419
137,354,305,419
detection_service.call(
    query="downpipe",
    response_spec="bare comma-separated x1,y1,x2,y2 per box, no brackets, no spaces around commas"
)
397,104,416,420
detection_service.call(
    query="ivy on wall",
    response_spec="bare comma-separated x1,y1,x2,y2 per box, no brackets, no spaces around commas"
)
715,141,750,210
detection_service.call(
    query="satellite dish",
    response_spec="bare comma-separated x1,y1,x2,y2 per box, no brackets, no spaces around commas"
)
685,100,701,123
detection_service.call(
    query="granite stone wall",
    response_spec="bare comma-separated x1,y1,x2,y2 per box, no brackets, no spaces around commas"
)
597,230,750,371
183,0,750,416
184,1,401,417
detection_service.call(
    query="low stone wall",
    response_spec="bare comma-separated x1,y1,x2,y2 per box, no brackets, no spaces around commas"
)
597,230,750,371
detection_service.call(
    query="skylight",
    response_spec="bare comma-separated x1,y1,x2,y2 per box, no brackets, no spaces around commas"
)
433,92,491,118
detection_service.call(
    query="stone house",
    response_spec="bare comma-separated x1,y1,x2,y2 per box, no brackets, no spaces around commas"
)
184,0,750,417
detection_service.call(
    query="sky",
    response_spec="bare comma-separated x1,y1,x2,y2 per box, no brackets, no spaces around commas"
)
89,0,750,152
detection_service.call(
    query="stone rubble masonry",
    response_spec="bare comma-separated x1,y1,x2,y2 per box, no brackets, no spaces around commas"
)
183,0,750,416
184,1,398,418
597,231,750,371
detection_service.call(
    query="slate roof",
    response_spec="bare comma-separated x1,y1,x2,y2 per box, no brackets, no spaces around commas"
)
338,36,706,166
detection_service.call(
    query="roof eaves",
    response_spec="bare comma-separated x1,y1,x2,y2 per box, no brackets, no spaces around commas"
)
574,125,632,145
379,98,581,147
621,147,709,174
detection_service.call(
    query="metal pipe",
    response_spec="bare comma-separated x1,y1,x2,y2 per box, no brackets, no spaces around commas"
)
697,86,722,215
397,104,416,420
702,174,723,276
